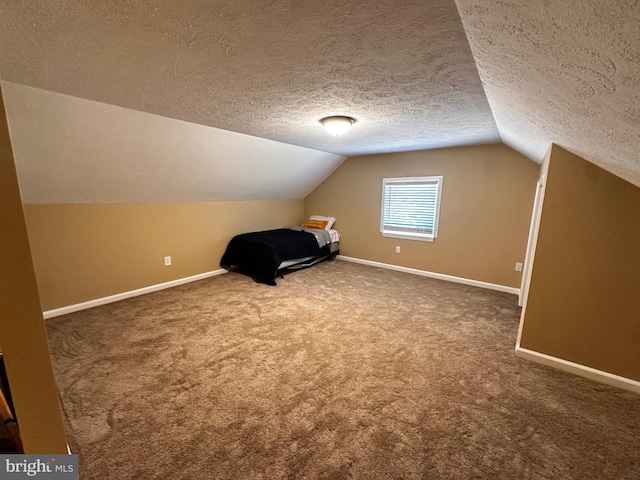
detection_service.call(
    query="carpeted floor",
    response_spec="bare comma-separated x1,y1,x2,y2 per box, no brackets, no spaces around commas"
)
46,260,640,479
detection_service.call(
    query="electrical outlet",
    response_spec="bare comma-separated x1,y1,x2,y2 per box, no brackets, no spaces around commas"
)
164,256,172,266
515,262,523,272
395,246,401,253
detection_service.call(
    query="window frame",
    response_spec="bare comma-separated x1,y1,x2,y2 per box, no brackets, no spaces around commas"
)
380,176,443,242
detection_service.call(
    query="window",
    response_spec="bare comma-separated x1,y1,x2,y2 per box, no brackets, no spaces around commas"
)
380,176,443,242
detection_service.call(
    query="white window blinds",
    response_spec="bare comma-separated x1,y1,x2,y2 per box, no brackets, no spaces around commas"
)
380,176,443,241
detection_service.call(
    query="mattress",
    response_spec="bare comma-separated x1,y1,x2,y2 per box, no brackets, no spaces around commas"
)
220,227,339,285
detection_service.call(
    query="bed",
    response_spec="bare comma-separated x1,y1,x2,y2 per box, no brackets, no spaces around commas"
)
220,216,340,285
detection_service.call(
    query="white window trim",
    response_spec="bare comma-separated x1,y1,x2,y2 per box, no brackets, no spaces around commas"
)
380,176,443,242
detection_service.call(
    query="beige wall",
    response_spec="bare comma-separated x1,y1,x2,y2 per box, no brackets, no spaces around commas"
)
520,145,640,381
305,144,539,288
24,200,303,310
0,87,67,452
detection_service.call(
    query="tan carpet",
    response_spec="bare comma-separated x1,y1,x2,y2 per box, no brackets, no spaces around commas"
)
46,260,640,479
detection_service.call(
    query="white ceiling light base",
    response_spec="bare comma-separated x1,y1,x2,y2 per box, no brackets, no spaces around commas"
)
320,116,356,136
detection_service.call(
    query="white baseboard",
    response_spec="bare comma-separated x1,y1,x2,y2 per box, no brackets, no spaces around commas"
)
43,269,228,319
336,255,519,296
515,346,640,394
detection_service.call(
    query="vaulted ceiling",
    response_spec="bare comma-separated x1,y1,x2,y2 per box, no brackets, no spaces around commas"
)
0,0,638,203
457,0,640,187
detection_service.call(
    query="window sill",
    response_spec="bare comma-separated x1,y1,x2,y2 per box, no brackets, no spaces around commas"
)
382,232,435,242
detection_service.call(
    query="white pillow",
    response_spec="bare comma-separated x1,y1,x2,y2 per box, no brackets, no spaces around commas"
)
307,215,336,229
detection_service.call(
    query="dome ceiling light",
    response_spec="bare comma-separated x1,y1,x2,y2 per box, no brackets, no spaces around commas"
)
320,116,356,136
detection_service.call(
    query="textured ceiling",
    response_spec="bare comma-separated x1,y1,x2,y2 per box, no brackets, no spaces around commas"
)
456,0,640,187
0,0,499,157
1,0,639,202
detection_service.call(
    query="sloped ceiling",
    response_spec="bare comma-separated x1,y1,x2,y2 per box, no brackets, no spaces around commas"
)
0,0,498,203
456,0,640,187
2,82,345,203
0,0,639,203
0,0,498,156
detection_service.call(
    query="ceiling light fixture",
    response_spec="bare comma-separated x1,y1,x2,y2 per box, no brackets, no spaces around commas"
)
320,116,356,136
